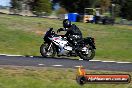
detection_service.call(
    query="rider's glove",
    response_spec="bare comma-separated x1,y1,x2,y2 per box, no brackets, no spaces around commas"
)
57,28,63,33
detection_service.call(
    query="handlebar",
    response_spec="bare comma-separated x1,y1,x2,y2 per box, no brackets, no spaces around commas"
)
47,28,66,37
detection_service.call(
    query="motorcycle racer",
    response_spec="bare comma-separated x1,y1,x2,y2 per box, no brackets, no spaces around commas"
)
57,19,83,49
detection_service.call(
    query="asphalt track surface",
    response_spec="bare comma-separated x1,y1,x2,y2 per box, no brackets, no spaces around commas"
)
0,55,132,72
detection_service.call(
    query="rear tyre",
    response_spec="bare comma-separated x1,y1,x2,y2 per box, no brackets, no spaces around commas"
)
40,43,56,57
78,46,95,61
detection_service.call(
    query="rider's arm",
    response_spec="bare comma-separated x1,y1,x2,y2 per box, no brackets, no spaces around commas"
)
57,28,68,33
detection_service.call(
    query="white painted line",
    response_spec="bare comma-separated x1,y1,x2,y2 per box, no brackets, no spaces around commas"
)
38,64,44,66
79,59,83,60
116,62,131,64
0,54,7,56
74,66,81,68
90,60,101,61
0,54,22,56
29,56,33,58
101,61,116,63
5,55,22,57
52,65,63,67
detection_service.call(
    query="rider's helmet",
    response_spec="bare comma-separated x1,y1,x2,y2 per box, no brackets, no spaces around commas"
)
63,19,71,28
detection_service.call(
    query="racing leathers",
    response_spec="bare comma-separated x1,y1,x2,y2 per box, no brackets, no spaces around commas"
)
58,24,82,48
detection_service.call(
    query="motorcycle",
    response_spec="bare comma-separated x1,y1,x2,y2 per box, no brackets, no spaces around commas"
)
40,28,96,60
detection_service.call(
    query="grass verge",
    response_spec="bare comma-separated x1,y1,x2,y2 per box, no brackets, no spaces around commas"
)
0,66,131,88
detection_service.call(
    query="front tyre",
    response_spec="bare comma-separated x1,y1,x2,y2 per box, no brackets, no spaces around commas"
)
40,43,56,57
78,46,95,61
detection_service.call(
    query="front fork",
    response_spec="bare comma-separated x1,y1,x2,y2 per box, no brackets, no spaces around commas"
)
47,43,52,51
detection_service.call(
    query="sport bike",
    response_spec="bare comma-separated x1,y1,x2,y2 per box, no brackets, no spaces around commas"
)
40,28,96,60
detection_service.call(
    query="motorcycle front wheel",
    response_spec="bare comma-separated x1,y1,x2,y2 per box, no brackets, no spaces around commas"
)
40,43,56,57
78,46,95,61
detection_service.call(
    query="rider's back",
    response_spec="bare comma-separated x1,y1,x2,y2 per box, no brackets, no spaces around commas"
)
66,24,82,38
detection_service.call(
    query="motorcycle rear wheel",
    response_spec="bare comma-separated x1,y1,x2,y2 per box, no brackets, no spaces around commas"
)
78,46,95,61
40,43,56,57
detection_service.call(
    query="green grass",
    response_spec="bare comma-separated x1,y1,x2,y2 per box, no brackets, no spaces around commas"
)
0,14,132,61
0,66,131,88
0,25,42,56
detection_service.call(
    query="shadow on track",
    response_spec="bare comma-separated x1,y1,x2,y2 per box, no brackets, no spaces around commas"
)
25,55,84,61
